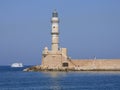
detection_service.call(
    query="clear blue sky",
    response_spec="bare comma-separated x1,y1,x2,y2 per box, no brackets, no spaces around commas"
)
0,0,120,65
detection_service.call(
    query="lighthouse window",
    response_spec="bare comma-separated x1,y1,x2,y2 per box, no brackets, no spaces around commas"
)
53,26,55,28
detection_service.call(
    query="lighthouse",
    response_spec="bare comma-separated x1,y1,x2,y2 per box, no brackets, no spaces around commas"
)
42,10,68,68
51,10,59,51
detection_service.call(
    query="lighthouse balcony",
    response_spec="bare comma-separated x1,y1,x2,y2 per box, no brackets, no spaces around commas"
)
51,32,59,35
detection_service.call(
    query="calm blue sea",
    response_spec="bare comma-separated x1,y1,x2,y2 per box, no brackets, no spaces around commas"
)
0,66,120,90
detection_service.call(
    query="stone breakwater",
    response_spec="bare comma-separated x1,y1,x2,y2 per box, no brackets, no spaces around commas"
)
23,59,120,72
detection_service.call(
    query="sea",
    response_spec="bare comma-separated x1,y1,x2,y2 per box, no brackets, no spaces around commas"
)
0,66,120,90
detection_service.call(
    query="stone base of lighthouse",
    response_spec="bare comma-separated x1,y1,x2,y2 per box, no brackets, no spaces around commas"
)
41,47,70,70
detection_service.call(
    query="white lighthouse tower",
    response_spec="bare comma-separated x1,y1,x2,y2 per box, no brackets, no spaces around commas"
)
51,10,59,51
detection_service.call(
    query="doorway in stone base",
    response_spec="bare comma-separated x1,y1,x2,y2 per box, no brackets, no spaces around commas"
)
62,62,68,67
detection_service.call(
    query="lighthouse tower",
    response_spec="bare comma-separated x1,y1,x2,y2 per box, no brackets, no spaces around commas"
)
51,10,59,51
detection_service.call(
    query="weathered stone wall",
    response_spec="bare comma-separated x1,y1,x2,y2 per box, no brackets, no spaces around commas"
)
41,47,120,70
69,59,120,70
42,54,62,68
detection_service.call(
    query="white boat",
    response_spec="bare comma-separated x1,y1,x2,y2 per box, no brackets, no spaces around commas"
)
11,63,23,67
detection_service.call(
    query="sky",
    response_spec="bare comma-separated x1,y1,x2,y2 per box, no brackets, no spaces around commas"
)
0,0,120,65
